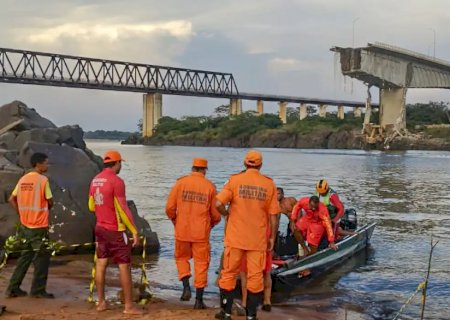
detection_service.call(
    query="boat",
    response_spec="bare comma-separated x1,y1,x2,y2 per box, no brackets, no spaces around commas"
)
271,222,377,292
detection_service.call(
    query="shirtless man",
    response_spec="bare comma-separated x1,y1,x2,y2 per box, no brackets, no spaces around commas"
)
277,188,297,220
277,188,309,255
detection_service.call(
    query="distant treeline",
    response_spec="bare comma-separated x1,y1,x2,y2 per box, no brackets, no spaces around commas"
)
120,101,450,146
142,101,449,140
84,130,136,140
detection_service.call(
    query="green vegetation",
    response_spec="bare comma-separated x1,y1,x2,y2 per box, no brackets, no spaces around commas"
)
406,101,450,128
84,130,135,140
127,101,449,144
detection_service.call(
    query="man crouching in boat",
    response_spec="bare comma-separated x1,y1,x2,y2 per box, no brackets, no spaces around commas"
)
290,196,338,255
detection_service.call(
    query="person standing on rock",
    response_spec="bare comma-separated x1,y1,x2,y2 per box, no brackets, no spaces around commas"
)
215,150,280,320
6,152,55,299
88,150,144,315
165,158,221,309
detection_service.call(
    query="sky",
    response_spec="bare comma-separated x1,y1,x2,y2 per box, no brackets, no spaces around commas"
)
0,0,449,131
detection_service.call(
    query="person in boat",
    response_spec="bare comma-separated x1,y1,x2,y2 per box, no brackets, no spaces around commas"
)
290,196,338,255
277,187,309,256
215,150,280,320
165,158,221,309
277,187,297,219
315,180,357,247
315,179,344,231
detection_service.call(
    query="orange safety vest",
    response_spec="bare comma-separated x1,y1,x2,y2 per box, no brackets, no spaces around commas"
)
16,172,50,228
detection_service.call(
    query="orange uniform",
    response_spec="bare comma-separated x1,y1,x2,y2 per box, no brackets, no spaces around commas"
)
290,197,334,247
12,172,53,228
217,168,280,293
166,171,221,288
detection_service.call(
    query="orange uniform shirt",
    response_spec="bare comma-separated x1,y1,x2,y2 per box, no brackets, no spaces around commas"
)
216,169,280,251
12,172,53,228
291,197,335,243
166,172,221,242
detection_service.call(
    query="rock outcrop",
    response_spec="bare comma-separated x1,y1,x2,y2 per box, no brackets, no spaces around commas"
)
0,101,159,253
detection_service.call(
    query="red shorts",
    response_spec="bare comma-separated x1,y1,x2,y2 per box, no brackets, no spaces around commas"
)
240,251,272,274
95,226,131,264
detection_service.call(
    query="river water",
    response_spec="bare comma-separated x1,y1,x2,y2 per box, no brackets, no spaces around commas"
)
86,141,450,320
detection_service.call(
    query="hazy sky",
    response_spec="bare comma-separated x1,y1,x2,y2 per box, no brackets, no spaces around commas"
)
1,0,449,131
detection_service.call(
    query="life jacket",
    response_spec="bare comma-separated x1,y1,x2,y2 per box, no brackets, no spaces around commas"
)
16,172,50,228
316,188,338,219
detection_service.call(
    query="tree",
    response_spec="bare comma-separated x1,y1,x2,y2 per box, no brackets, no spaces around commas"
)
213,104,230,117
137,118,143,134
286,107,299,123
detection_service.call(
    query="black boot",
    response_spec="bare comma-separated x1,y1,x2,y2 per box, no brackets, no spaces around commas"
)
246,292,262,320
180,276,192,301
214,289,233,320
193,288,207,309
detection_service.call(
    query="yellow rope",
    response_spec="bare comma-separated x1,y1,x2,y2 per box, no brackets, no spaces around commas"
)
138,237,153,305
392,280,427,320
1,235,152,305
87,251,97,303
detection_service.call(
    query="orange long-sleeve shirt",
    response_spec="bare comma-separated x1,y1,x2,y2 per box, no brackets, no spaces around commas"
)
166,172,221,242
291,197,335,243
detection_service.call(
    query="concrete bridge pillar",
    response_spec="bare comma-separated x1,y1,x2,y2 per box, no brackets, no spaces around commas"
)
337,105,345,119
319,104,327,118
379,88,407,132
142,93,162,137
230,98,242,116
256,100,264,115
299,103,307,120
353,106,362,118
279,101,287,124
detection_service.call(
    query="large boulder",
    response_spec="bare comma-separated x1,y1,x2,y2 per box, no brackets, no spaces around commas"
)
0,101,159,254
0,101,56,131
0,131,18,150
57,125,86,150
14,128,60,151
0,204,18,245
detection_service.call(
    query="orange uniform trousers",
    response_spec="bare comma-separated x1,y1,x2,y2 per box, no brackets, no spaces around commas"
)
175,240,210,288
298,215,326,247
219,246,266,293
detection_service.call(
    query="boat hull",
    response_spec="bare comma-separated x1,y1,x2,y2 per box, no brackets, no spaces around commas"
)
271,222,376,293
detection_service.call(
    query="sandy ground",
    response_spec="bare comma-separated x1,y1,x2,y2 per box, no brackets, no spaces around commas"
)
0,256,363,320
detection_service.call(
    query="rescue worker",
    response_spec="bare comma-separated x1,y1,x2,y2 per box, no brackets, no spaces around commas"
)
165,158,221,309
239,223,273,313
215,150,280,320
88,150,144,315
290,196,338,255
6,152,54,298
315,179,344,226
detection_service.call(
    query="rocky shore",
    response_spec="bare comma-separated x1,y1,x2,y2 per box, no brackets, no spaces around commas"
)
0,101,159,253
123,127,450,151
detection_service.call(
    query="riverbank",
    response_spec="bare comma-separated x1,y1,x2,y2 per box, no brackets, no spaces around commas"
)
0,256,359,320
123,127,450,151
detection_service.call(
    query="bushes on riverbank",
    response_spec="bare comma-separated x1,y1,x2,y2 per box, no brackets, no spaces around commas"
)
122,101,449,146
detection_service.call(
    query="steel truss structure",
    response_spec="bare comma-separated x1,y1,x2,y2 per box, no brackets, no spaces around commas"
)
0,48,239,97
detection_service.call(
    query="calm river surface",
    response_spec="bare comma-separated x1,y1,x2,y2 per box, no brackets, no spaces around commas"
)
87,141,450,320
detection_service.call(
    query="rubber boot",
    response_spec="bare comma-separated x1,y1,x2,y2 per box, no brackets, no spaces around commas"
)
193,288,206,309
246,291,262,320
214,289,233,320
180,276,192,301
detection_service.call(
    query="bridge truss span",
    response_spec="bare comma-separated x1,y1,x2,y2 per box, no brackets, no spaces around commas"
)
0,47,239,97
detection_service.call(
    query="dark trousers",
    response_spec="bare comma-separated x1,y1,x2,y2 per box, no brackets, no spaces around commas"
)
7,226,51,295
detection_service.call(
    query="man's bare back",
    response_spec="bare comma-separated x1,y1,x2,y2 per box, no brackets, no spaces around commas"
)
279,197,297,217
